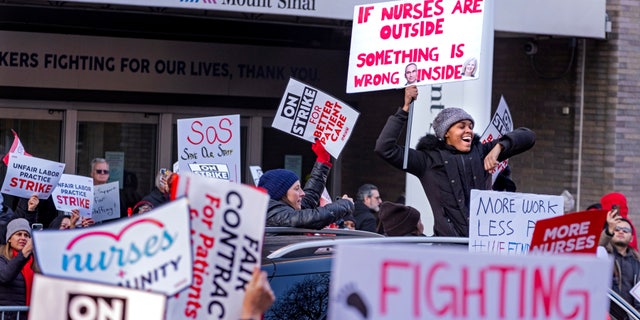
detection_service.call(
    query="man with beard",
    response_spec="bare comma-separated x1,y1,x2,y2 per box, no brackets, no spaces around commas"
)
352,184,383,234
600,210,640,319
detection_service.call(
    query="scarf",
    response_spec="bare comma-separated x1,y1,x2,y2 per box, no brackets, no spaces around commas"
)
12,249,34,306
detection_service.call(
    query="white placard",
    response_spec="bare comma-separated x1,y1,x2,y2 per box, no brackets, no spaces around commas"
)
249,165,263,186
347,0,485,93
329,243,612,320
469,190,564,255
480,96,513,182
631,280,640,304
29,274,167,320
1,153,65,199
166,173,269,320
33,198,193,296
92,181,121,222
51,174,94,217
105,151,125,189
273,78,360,158
177,115,241,182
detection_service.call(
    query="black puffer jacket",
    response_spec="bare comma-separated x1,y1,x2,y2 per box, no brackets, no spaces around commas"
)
266,162,354,229
352,201,378,233
0,249,30,306
0,206,16,245
375,108,535,237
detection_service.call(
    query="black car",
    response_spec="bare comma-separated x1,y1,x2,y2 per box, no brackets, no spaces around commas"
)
261,227,640,320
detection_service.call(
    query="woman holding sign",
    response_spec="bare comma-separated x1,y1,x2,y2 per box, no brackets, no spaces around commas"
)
258,141,354,229
375,86,536,237
0,218,38,318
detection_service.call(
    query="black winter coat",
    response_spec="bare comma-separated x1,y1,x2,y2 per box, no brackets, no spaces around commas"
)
375,108,535,237
16,197,55,229
266,162,354,229
0,249,30,307
0,206,16,245
141,188,170,209
352,201,378,233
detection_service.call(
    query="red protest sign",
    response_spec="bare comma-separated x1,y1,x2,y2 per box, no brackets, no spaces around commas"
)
529,210,608,254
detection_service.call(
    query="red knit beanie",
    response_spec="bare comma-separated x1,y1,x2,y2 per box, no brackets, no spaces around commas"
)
600,192,628,217
601,192,638,250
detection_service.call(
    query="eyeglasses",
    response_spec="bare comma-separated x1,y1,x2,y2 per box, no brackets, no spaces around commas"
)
95,169,109,174
615,226,632,234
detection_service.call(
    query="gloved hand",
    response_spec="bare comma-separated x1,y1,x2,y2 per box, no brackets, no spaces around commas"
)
312,140,332,167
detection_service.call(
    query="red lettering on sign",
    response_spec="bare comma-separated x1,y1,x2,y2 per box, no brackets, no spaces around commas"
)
186,118,234,145
10,177,52,194
451,0,483,14
377,259,589,318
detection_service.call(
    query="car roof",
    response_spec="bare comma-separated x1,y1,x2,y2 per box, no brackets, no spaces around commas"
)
262,227,468,260
262,227,384,260
261,228,640,320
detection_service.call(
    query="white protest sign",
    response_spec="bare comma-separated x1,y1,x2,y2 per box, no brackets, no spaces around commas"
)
273,78,360,158
188,163,231,180
469,190,564,255
177,115,241,182
166,173,269,320
320,188,333,206
249,165,263,186
29,274,167,320
172,161,179,173
92,181,121,222
52,174,94,217
347,0,485,93
631,281,640,304
480,96,513,182
1,153,65,199
2,129,31,165
33,198,193,296
105,151,125,189
329,244,612,320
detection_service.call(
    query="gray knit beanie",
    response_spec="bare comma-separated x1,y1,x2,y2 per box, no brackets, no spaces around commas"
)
432,107,474,139
6,218,31,242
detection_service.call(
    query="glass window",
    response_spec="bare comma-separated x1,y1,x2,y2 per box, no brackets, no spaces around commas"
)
76,119,158,214
266,273,330,320
0,113,63,210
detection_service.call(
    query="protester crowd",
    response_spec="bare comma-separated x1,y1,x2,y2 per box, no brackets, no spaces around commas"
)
0,85,636,318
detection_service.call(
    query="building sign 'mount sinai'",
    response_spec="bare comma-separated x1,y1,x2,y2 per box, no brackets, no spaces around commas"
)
57,0,606,38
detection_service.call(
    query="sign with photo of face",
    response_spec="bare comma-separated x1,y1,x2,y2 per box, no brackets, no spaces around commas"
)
347,0,485,93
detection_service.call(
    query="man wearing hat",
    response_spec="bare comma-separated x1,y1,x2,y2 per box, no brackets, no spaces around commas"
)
599,211,640,318
258,141,354,229
601,192,638,250
375,85,536,237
